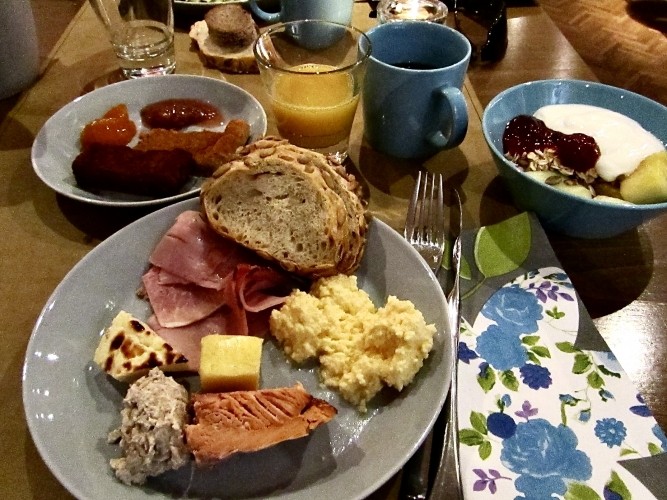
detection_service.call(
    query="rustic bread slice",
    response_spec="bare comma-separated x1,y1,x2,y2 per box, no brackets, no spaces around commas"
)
234,138,368,275
189,4,259,74
200,137,368,278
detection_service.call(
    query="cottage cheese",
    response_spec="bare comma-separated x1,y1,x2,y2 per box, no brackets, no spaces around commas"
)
269,274,436,412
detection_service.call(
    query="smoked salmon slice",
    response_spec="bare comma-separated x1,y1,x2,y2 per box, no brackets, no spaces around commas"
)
185,383,336,464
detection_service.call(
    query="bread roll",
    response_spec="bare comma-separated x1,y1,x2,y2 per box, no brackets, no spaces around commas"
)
200,137,368,278
189,4,259,74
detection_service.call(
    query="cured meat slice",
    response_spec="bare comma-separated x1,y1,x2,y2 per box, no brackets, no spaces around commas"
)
142,267,228,328
142,210,303,368
185,383,337,465
236,264,298,313
148,312,230,370
148,308,272,371
149,210,254,290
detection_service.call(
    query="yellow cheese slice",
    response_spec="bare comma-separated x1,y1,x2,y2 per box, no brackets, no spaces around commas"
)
93,310,189,382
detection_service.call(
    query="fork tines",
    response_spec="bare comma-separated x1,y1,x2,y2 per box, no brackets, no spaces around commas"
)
404,171,446,274
404,171,445,245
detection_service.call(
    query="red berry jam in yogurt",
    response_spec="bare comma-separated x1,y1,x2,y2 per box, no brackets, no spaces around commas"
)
503,115,600,173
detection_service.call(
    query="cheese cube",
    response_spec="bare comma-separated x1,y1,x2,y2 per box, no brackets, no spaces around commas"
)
199,335,263,392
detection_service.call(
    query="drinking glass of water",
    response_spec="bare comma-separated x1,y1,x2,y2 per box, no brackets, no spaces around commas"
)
88,0,176,78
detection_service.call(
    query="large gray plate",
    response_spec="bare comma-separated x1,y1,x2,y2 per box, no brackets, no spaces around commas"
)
31,75,267,208
23,198,452,499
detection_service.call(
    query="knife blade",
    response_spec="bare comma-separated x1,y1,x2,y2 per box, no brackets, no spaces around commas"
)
429,188,463,500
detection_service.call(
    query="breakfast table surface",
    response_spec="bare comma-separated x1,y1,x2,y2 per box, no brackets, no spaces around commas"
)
2,1,666,499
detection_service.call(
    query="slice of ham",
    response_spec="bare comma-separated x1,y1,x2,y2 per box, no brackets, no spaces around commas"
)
149,210,256,290
142,267,229,328
148,311,234,370
148,309,273,371
185,383,337,465
236,264,298,313
141,210,303,371
144,263,294,330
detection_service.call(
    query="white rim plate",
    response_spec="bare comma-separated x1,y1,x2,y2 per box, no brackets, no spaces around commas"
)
31,75,267,208
23,199,452,499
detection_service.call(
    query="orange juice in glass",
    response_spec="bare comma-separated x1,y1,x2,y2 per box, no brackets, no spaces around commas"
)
254,21,371,160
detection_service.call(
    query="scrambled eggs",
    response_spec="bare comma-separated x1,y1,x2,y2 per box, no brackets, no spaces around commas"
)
269,274,436,412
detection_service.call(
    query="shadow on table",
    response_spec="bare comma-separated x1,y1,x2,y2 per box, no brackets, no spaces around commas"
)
626,0,667,33
547,227,653,319
55,194,172,241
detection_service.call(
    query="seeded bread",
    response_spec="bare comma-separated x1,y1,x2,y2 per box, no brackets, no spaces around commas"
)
189,4,259,74
200,137,368,278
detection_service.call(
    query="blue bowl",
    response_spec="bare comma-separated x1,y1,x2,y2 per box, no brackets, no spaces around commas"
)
482,79,667,238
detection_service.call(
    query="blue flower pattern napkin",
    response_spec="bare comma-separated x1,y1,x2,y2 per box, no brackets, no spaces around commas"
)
451,213,667,499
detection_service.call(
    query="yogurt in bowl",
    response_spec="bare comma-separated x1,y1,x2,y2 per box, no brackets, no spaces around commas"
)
533,104,665,182
481,79,667,238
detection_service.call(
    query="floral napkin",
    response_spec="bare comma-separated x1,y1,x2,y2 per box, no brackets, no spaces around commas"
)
449,212,667,499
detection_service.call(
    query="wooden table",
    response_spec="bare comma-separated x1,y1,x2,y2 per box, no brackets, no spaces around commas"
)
1,2,665,498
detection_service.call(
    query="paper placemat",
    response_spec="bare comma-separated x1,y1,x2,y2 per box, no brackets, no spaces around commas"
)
450,212,667,499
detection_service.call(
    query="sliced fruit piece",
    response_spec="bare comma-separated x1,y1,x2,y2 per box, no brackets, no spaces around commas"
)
620,151,667,204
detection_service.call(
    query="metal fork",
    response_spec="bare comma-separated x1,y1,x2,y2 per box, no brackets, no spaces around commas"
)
403,171,446,275
400,171,446,500
401,179,464,500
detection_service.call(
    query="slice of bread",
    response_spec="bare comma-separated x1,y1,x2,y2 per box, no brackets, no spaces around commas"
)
189,4,259,74
200,137,368,278
205,3,256,48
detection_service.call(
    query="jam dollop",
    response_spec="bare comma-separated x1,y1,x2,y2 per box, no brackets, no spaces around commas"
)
503,115,601,173
80,104,137,148
140,98,222,129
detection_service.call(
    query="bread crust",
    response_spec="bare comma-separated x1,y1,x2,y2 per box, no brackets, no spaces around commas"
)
204,4,256,48
200,137,368,278
189,13,258,74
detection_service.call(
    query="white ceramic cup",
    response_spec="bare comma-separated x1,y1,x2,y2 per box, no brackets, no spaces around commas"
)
0,0,40,99
249,0,353,25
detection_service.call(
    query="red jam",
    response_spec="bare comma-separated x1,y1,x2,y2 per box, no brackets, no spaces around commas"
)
503,115,601,173
140,98,222,129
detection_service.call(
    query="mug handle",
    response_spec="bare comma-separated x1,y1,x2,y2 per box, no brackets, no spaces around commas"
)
427,86,468,149
249,0,281,23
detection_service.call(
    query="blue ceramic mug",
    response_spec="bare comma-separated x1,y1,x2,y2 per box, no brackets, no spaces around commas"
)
249,0,353,25
361,21,471,159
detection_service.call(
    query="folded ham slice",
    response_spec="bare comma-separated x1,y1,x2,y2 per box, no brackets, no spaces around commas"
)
185,383,337,465
149,210,256,290
142,210,302,370
142,267,229,328
146,308,272,370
